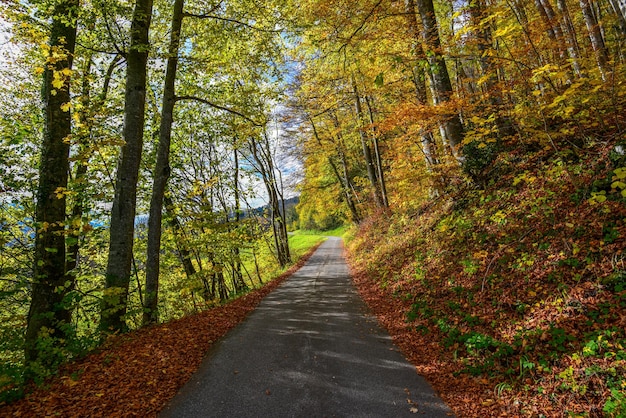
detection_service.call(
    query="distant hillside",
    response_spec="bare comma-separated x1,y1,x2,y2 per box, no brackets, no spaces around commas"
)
243,196,299,219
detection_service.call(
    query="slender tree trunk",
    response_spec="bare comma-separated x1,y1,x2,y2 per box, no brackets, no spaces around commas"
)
580,0,611,79
253,246,263,284
216,269,228,301
274,159,290,264
404,0,440,168
556,0,583,75
535,0,560,42
102,0,154,333
248,135,290,267
608,0,626,33
64,55,92,297
25,0,79,365
309,116,360,223
412,0,465,159
351,76,383,206
469,0,516,139
364,96,388,207
66,54,121,279
144,0,184,326
231,148,246,292
164,195,197,283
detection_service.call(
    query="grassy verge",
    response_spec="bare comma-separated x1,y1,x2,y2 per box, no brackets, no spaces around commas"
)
292,225,349,238
289,233,327,256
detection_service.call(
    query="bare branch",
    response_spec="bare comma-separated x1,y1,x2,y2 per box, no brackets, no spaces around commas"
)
175,95,264,126
183,12,281,33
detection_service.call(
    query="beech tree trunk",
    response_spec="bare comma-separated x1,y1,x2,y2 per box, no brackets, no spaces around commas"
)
580,0,610,79
101,0,154,333
351,76,383,207
364,96,388,207
608,0,626,33
556,0,583,76
144,0,184,326
469,0,516,139
231,148,246,293
405,0,441,167
413,0,464,160
25,0,79,364
164,195,197,285
309,116,360,223
248,135,291,267
67,54,121,279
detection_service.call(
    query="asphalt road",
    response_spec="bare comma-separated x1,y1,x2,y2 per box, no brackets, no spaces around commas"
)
161,237,454,418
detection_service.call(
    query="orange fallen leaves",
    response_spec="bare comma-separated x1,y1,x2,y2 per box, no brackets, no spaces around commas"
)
0,245,322,417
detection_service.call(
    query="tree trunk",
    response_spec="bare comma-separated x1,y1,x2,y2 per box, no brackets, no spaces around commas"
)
67,54,121,279
351,76,383,206
144,0,184,326
231,148,246,293
309,116,360,223
364,96,389,208
102,0,154,333
535,0,561,42
469,0,516,139
556,0,583,76
580,0,611,79
413,0,464,160
64,55,92,307
248,135,291,267
25,0,79,365
164,195,197,284
405,0,440,168
608,0,626,33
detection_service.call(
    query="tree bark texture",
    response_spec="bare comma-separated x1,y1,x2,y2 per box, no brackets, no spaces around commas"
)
25,0,79,364
413,0,465,159
351,76,383,207
102,0,154,333
405,0,439,167
579,0,610,79
144,0,184,326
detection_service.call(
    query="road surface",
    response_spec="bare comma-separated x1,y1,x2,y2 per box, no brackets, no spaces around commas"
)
161,237,454,417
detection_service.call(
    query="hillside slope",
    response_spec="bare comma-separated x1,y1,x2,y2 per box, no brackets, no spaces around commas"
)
347,144,626,417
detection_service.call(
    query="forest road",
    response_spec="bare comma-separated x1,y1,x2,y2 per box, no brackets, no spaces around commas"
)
160,237,454,418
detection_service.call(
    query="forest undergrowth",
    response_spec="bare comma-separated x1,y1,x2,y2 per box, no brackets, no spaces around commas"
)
347,139,626,417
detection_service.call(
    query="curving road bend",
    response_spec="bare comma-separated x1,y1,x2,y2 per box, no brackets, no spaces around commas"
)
160,237,454,417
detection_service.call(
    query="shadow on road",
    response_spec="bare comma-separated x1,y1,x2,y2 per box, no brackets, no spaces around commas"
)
161,238,454,418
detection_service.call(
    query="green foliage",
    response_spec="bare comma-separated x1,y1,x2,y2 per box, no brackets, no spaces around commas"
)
462,139,500,183
604,387,626,417
406,299,434,321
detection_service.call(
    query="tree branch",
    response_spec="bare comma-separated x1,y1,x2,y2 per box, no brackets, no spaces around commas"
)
175,95,264,126
183,12,281,33
337,0,384,54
